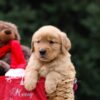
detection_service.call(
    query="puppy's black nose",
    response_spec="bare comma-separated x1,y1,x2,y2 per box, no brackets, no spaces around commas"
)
39,49,46,55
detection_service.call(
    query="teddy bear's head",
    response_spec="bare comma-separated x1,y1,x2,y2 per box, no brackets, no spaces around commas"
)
0,20,31,76
0,21,20,47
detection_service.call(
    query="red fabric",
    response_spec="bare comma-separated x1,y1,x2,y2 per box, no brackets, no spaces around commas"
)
0,40,26,69
0,76,47,100
10,40,26,69
0,43,10,58
0,76,6,100
73,78,78,92
73,83,78,92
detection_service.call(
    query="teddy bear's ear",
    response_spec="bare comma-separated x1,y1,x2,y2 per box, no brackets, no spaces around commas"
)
15,33,21,41
9,23,21,41
14,29,21,41
60,32,71,54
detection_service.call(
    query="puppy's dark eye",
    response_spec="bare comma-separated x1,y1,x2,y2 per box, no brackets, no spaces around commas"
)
36,40,40,43
49,40,55,44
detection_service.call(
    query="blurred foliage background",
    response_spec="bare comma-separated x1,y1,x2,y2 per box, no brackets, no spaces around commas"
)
0,0,100,100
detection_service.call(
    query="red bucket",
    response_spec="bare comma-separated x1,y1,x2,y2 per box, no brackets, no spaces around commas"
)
0,76,47,100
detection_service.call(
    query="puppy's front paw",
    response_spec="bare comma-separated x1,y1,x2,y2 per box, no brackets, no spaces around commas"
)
24,79,37,91
45,81,56,94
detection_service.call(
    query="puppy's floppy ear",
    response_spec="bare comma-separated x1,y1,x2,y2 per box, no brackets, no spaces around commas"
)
31,41,34,52
60,32,71,54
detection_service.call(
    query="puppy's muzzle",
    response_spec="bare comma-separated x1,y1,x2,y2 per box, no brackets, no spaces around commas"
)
39,48,46,56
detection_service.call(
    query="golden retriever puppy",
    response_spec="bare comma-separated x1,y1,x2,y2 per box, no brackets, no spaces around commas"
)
24,25,76,99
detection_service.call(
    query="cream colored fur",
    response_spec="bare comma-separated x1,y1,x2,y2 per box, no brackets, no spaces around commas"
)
24,25,76,100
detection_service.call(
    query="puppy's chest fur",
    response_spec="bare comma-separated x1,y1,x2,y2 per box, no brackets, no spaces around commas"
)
38,54,73,77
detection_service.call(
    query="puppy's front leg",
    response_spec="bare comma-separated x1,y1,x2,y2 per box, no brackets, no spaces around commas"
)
24,70,38,91
45,71,62,94
24,54,40,91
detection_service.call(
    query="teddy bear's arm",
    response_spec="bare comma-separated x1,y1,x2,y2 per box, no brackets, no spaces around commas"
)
0,60,10,75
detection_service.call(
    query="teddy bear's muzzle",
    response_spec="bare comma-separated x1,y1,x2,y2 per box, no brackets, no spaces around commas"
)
4,30,12,35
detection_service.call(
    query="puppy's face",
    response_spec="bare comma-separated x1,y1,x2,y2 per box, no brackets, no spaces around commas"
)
32,25,71,62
